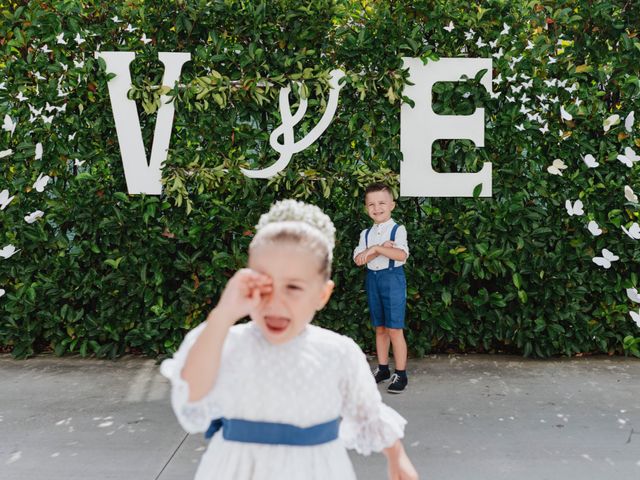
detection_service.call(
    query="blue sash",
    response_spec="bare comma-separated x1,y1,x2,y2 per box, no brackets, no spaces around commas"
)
365,223,400,269
205,417,340,446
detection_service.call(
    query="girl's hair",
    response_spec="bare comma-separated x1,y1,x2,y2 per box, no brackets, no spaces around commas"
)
249,200,336,280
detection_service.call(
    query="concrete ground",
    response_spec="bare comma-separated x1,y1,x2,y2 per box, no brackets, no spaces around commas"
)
1,353,639,480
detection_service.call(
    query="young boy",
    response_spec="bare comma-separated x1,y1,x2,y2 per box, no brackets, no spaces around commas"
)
353,183,409,393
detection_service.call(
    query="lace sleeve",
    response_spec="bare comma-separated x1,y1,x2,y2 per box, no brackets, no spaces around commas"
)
339,338,407,455
160,322,223,434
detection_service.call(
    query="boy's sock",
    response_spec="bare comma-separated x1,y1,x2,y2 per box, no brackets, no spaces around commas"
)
378,364,390,372
394,369,407,378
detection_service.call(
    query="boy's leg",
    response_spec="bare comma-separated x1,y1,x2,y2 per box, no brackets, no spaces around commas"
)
367,271,391,382
387,328,407,370
376,326,391,365
380,268,408,393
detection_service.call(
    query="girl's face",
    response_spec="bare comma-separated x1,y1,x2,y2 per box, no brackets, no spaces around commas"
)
248,241,334,345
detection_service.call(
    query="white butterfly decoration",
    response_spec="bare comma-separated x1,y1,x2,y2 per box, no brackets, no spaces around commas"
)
630,310,640,328
0,244,20,259
500,23,510,35
557,79,568,88
111,15,122,23
539,124,549,134
140,33,152,45
587,221,602,236
547,159,567,176
0,189,15,210
56,32,66,45
42,115,54,124
2,115,16,136
592,249,619,269
519,104,531,114
506,74,517,82
515,124,525,131
492,48,504,59
627,288,640,303
40,44,52,53
603,114,620,132
74,60,85,69
68,132,77,141
34,71,45,81
493,74,503,84
624,185,638,203
489,39,498,48
24,210,44,224
33,173,51,192
489,91,501,99
475,37,487,48
544,79,556,87
443,21,454,32
565,199,584,216
548,57,557,64
0,149,12,159
75,33,85,45
506,95,515,103
528,112,542,122
550,96,559,104
520,93,530,103
0,288,4,298
74,159,85,167
560,105,573,121
35,142,43,160
625,111,635,132
511,85,523,93
125,23,137,33
16,91,28,102
565,83,578,93
617,147,640,168
582,154,599,168
621,223,640,240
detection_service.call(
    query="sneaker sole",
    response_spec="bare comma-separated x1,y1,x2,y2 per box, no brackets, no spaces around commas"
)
387,386,406,394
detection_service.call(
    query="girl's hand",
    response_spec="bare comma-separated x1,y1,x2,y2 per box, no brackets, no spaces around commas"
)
384,440,419,480
213,268,273,326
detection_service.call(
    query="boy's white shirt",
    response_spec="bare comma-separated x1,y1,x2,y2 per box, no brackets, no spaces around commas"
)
353,218,409,271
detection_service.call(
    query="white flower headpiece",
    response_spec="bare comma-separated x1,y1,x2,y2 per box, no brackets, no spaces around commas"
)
256,199,336,252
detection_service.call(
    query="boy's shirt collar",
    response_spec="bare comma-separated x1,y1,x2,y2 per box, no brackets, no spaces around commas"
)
373,218,395,229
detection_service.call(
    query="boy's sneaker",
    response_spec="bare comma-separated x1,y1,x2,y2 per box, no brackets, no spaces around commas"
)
373,367,391,383
387,373,407,393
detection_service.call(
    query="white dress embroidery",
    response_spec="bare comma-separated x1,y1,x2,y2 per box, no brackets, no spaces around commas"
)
160,322,406,480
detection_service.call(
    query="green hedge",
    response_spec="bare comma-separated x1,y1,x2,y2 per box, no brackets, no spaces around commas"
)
1,0,639,358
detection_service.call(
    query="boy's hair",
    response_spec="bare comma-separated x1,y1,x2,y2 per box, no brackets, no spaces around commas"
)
250,200,335,280
364,182,394,201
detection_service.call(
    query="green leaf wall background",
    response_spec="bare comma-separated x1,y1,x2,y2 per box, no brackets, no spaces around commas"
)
1,0,639,358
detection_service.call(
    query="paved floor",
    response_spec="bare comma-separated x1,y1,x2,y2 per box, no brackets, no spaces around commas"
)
1,353,639,479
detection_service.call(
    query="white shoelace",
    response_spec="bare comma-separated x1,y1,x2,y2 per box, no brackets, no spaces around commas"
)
389,373,400,384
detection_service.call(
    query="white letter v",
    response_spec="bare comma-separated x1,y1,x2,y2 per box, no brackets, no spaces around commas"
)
95,51,191,194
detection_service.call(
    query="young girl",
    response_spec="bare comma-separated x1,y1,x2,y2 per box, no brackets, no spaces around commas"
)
161,199,419,480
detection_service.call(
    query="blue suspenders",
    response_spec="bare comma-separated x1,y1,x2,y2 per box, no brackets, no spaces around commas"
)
365,223,400,269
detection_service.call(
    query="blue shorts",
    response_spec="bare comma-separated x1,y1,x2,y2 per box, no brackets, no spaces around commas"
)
366,267,406,329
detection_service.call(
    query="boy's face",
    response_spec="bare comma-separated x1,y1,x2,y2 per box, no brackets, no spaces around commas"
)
365,189,395,224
